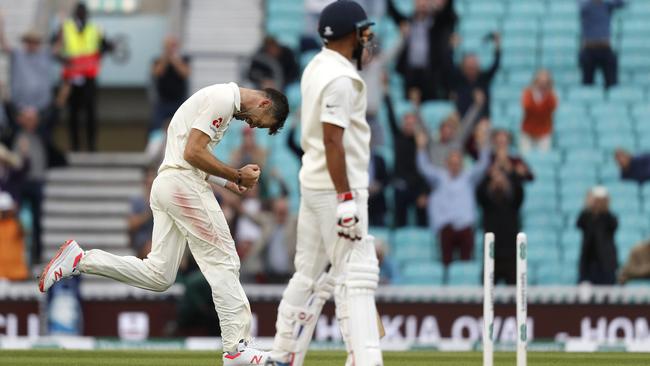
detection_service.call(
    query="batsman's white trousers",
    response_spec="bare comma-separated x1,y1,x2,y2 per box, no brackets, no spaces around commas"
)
78,170,251,352
295,188,369,279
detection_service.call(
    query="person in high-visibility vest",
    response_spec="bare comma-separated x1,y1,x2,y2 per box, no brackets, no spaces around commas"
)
56,2,113,151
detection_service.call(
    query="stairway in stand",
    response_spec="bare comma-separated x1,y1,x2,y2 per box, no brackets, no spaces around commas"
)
42,153,149,264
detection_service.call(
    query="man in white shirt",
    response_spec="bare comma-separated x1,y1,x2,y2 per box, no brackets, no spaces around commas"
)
267,2,383,366
39,82,289,366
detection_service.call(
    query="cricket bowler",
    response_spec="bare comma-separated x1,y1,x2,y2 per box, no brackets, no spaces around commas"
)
39,82,289,365
266,1,383,365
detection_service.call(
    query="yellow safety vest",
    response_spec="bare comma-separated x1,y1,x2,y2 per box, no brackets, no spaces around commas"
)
62,19,102,79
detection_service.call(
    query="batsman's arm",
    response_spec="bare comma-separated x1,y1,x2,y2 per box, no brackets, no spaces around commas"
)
184,128,238,181
323,123,350,194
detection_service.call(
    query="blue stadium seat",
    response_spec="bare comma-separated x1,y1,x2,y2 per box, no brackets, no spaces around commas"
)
620,55,650,71
564,149,604,165
541,52,578,69
610,198,641,214
597,133,636,152
523,194,557,213
502,52,537,69
567,86,606,103
525,150,562,167
618,213,649,234
590,101,630,117
460,18,501,35
616,231,645,265
598,163,622,183
447,261,481,285
502,36,538,52
467,2,506,16
535,262,577,285
508,2,546,17
524,213,563,231
555,132,595,149
620,37,650,56
548,2,578,16
369,227,392,247
624,279,650,287
608,86,646,103
541,36,578,53
622,19,650,35
492,86,522,102
502,19,540,35
420,101,456,131
399,260,444,285
393,228,435,263
542,18,579,36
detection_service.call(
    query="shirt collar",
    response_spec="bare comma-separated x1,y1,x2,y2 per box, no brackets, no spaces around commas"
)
320,47,356,70
228,82,241,112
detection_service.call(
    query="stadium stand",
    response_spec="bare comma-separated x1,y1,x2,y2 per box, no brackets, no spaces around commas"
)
263,0,650,286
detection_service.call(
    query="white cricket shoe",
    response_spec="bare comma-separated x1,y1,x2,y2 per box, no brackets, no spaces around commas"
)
39,240,84,293
223,340,269,366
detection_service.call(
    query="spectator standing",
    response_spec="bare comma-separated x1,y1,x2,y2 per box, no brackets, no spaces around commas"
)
368,148,389,226
618,240,650,284
385,94,428,227
477,166,524,284
577,186,618,284
12,108,48,265
55,2,113,151
0,191,28,280
450,34,501,118
428,89,484,167
0,22,54,112
614,149,650,184
260,197,297,283
248,36,299,91
579,0,625,88
127,169,155,259
0,143,27,202
520,70,558,154
416,122,491,266
491,129,534,182
151,36,190,132
387,0,459,101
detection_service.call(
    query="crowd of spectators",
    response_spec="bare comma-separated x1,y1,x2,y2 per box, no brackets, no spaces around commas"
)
3,0,650,291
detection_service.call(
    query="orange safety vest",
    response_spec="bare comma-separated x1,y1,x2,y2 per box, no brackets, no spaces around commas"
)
62,19,102,80
0,217,28,281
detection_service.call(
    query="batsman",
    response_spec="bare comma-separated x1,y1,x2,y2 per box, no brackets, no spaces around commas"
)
266,1,383,365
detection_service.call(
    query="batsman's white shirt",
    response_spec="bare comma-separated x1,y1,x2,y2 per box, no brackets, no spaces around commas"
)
159,82,240,180
79,82,252,353
299,48,370,190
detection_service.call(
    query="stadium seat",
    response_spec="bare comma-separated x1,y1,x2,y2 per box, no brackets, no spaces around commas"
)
508,2,546,17
620,55,650,71
502,19,540,35
399,260,444,285
567,86,606,103
447,261,481,285
369,227,393,247
618,213,649,234
467,2,506,17
524,213,563,231
548,2,579,16
590,101,630,117
541,36,578,53
555,132,595,150
392,227,435,263
564,149,604,165
502,35,538,52
607,85,646,103
535,262,577,285
598,163,622,183
542,18,579,36
420,101,456,131
616,231,645,265
597,133,636,152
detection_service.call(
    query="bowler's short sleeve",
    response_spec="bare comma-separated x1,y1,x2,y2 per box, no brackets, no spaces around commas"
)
191,90,233,140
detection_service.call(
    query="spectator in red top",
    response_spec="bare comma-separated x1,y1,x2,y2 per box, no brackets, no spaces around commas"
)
520,70,558,154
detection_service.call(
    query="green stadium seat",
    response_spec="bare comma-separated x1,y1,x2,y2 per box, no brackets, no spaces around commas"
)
447,261,481,285
399,260,444,285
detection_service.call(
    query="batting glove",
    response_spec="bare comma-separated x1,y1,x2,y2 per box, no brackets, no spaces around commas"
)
336,192,361,241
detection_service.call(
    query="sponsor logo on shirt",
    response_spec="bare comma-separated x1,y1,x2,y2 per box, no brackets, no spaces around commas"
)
211,117,223,130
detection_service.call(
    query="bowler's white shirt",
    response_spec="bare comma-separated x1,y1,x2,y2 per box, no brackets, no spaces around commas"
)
158,82,241,180
299,48,370,190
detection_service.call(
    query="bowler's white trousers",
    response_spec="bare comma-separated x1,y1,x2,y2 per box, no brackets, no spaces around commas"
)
78,170,251,352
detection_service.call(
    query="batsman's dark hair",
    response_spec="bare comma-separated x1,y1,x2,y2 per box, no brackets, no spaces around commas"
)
263,88,290,135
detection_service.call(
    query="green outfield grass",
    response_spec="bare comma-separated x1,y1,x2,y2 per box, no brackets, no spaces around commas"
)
0,350,647,366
